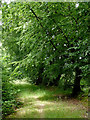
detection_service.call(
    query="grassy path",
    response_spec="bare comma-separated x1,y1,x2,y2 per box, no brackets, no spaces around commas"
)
7,80,88,118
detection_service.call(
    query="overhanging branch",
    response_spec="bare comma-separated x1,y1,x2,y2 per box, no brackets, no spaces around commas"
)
29,6,58,51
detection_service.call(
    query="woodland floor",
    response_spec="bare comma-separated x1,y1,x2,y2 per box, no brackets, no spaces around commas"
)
7,80,88,118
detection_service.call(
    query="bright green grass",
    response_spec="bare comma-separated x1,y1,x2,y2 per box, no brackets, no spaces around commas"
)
7,80,88,118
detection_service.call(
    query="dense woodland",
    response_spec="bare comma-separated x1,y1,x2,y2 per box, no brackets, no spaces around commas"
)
1,2,89,118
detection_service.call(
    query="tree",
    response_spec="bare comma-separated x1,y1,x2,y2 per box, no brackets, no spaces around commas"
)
2,2,89,96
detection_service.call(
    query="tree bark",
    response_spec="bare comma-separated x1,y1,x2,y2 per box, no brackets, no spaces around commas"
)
35,63,44,85
54,74,61,86
72,67,82,97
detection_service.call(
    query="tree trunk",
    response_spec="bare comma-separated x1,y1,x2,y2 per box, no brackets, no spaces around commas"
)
35,63,44,85
35,76,42,85
72,67,82,97
54,74,61,86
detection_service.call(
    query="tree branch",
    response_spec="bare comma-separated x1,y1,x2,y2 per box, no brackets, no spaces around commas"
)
45,5,70,48
51,18,70,48
29,6,58,51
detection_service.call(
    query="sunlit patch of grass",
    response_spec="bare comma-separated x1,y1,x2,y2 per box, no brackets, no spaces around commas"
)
9,108,41,118
44,108,85,118
43,100,87,118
